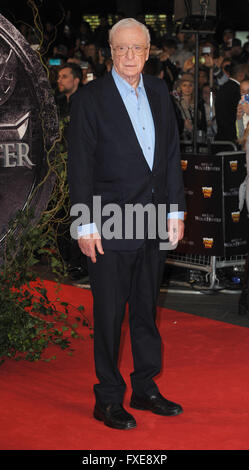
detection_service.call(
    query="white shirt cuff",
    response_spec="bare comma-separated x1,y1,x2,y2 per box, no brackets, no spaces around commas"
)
77,222,99,238
167,211,185,220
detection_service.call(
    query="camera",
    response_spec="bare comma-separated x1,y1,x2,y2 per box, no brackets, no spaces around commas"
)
192,56,206,64
49,58,62,66
202,46,211,54
86,73,94,82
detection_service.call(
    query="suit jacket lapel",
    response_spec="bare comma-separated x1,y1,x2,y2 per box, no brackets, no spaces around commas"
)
106,73,145,154
106,73,161,173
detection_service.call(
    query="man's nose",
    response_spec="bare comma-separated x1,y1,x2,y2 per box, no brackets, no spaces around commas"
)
126,46,135,59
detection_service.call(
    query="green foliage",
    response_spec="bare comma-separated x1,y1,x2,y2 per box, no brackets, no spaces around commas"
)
0,142,91,365
0,137,92,364
0,0,92,366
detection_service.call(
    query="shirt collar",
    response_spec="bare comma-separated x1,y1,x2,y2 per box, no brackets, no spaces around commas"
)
112,67,145,99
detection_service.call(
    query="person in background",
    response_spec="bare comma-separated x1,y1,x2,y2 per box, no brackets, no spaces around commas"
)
77,20,94,44
79,62,97,85
42,21,56,56
183,43,229,89
237,121,249,316
230,38,243,58
220,57,232,79
221,28,235,49
236,78,249,142
56,63,83,119
46,46,68,90
49,43,68,65
173,73,206,140
143,56,164,79
83,42,107,77
198,67,209,89
57,9,75,51
170,30,195,71
55,63,89,280
68,37,87,61
143,57,184,136
158,37,179,91
93,15,110,48
201,82,217,139
240,41,249,63
215,62,248,142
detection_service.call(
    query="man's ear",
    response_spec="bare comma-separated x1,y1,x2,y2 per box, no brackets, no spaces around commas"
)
110,45,114,61
145,45,150,61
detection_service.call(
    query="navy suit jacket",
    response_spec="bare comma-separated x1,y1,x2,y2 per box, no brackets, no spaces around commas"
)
67,72,185,250
215,78,241,142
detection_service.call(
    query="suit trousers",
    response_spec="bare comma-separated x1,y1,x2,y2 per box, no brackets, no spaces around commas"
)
87,239,167,405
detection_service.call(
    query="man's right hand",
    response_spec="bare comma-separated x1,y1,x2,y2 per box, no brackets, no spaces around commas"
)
78,233,104,263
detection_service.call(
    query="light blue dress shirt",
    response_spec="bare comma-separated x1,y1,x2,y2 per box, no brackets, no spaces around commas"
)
112,66,155,170
77,68,183,237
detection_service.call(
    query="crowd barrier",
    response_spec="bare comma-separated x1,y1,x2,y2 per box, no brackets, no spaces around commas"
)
166,141,248,290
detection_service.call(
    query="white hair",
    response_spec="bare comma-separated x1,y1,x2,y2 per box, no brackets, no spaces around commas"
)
109,18,150,45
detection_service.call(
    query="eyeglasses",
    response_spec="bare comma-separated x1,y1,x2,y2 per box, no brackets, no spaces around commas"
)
112,45,149,56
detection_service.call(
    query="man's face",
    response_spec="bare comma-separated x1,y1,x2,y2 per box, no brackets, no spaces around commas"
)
57,67,77,94
110,26,149,82
198,70,208,86
85,44,96,58
202,85,210,103
223,32,234,45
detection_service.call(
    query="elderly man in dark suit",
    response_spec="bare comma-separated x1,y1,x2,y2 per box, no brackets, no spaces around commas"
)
68,18,185,430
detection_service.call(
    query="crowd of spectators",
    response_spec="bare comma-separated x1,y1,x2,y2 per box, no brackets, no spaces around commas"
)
18,11,249,148
17,11,249,278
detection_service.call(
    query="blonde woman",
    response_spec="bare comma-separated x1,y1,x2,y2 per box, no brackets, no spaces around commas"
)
173,73,206,140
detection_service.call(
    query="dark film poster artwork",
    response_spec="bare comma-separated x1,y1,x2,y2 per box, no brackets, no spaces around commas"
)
0,14,59,258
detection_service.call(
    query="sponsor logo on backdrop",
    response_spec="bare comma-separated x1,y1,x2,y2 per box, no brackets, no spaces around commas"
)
223,188,239,197
203,237,214,249
229,160,238,172
184,189,194,196
202,187,213,198
178,239,194,246
181,160,188,171
231,211,240,223
195,163,220,172
195,213,221,223
224,239,247,248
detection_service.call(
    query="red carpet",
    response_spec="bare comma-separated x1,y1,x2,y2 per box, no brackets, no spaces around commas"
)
0,280,249,451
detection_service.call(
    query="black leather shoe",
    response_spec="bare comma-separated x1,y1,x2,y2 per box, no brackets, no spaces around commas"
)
130,392,183,416
93,402,137,430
